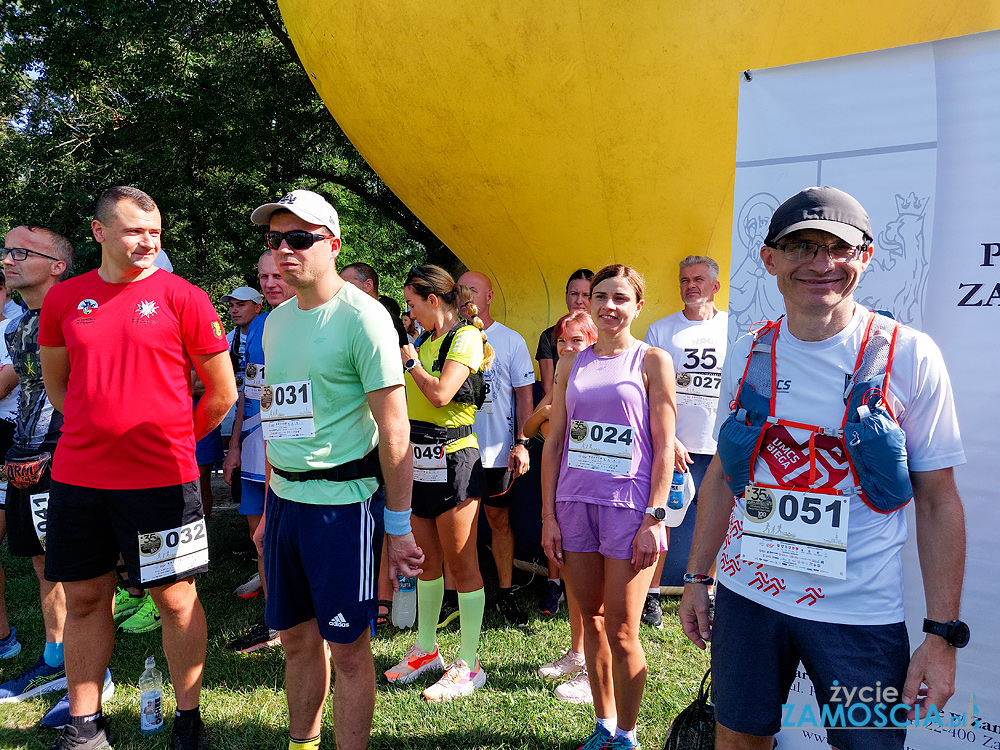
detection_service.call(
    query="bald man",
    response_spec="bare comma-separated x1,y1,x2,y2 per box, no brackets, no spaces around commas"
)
457,272,534,627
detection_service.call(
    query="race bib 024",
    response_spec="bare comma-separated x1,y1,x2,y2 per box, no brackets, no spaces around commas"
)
566,419,634,475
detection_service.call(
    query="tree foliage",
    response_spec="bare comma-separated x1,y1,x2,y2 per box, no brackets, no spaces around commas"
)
0,0,451,303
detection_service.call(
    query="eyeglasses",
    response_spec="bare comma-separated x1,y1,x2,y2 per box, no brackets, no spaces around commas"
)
774,241,864,263
264,230,334,251
1,246,61,262
408,265,440,295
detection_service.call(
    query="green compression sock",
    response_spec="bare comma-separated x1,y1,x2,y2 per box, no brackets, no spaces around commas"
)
416,576,444,654
457,588,485,666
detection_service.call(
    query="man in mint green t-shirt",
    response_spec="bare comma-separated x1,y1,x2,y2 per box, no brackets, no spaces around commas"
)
250,190,423,750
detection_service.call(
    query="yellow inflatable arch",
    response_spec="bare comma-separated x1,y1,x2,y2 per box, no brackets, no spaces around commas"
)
277,0,998,341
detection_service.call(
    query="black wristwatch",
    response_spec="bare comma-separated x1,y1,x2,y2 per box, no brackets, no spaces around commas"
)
403,358,418,373
644,506,666,521
514,438,531,448
922,618,970,648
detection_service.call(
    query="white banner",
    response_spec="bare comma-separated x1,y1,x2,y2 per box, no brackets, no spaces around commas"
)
730,31,999,750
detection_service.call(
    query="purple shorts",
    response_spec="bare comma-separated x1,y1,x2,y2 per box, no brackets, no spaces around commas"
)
555,501,668,560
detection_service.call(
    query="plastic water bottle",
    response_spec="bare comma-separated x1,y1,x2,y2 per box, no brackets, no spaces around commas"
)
668,470,685,510
391,574,417,629
139,656,164,735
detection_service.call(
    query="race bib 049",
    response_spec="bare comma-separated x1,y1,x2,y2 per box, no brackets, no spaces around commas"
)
412,441,447,483
261,380,315,440
566,419,634,475
740,484,850,579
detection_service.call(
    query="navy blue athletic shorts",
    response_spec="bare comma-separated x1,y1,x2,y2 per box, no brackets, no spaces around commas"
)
712,583,909,749
263,489,377,643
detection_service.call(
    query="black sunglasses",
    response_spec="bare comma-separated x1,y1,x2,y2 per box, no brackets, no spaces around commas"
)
408,265,440,296
264,230,334,251
1,246,61,262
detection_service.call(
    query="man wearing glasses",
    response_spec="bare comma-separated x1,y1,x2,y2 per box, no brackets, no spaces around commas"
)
0,226,74,713
38,186,236,750
680,186,967,750
249,190,422,750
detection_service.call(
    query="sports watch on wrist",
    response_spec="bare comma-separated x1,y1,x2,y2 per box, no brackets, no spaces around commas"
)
922,618,970,648
644,506,666,521
403,358,418,373
514,438,531,448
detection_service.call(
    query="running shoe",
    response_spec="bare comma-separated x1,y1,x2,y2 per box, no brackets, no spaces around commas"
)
437,598,459,629
384,641,445,684
577,724,612,750
40,670,115,728
113,588,147,623
496,590,528,628
640,593,662,628
234,573,262,599
539,579,564,615
0,655,67,703
554,670,593,704
48,718,114,749
118,595,161,634
227,618,280,654
538,648,585,679
171,714,209,750
421,658,486,702
609,736,640,750
0,626,22,659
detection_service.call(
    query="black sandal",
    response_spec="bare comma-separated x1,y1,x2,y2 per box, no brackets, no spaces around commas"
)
377,600,392,627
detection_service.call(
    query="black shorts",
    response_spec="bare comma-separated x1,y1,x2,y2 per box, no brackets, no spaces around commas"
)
412,446,487,519
482,466,516,508
5,466,51,558
45,479,208,587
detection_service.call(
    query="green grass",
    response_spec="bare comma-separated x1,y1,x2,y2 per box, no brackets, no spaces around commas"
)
0,487,710,749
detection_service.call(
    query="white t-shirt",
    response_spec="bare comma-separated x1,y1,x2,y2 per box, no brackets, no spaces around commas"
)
474,321,535,468
0,311,25,422
712,306,964,625
645,310,728,455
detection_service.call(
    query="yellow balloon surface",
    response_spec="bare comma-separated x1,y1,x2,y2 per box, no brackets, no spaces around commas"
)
278,0,999,341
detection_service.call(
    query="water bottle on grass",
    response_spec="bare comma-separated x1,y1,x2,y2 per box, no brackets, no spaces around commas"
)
139,656,164,735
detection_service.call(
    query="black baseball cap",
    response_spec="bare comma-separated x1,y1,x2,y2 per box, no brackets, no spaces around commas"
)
765,186,872,248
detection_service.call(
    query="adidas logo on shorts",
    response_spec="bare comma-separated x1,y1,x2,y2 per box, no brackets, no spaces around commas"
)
328,613,350,628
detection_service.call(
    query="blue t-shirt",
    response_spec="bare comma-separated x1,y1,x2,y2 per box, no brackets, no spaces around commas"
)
240,310,270,482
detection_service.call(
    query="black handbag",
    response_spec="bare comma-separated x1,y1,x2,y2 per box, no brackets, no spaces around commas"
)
663,668,715,750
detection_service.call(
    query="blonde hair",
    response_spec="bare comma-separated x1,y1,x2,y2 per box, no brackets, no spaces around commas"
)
405,264,495,371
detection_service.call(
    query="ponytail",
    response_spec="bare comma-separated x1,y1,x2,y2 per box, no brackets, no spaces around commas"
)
455,283,495,371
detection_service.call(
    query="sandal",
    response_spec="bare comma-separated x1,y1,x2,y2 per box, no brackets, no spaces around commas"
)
377,600,392,627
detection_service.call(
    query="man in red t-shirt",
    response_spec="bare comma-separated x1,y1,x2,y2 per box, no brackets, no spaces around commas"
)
39,186,236,750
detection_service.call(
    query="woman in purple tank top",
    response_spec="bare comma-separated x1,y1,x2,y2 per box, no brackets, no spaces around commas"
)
541,264,677,750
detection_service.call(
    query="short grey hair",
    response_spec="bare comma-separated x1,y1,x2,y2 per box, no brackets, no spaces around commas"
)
679,255,720,282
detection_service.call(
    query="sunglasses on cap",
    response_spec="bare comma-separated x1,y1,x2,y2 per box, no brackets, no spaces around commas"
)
264,230,335,251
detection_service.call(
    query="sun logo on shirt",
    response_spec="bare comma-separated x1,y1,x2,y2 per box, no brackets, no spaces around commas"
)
135,300,159,318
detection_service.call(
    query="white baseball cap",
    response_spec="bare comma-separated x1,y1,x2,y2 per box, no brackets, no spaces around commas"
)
250,190,341,238
222,286,264,305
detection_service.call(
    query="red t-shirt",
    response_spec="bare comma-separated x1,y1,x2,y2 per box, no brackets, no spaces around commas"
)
39,269,229,489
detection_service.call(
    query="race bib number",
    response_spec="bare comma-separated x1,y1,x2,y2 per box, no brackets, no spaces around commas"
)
137,519,209,585
261,380,315,440
740,484,850,579
412,441,447,483
243,362,265,402
675,371,721,407
567,419,634,475
30,491,49,550
480,378,493,414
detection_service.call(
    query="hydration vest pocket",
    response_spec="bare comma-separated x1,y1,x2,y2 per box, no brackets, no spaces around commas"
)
717,383,771,498
844,389,912,513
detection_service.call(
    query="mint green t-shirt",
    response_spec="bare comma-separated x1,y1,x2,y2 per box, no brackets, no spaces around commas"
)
263,282,404,505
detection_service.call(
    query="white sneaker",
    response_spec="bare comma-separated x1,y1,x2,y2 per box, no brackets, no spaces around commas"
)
538,648,586,680
422,659,486,702
554,670,593,704
384,641,445,684
234,573,263,599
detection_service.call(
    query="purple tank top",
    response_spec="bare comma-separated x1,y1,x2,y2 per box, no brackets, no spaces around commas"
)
555,341,652,511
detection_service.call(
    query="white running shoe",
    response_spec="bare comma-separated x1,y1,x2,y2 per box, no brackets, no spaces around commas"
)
422,659,486,702
384,641,445,684
553,670,593,704
537,648,586,680
235,573,263,599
